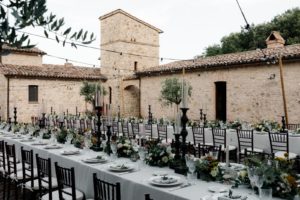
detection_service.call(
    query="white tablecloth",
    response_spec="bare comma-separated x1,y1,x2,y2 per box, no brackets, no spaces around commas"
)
0,131,278,200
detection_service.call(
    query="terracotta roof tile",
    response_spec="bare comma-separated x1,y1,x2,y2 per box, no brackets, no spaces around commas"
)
136,44,300,76
2,44,46,55
0,64,107,80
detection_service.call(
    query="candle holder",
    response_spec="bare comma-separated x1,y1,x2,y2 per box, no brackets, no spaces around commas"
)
39,113,46,129
92,106,103,151
50,107,53,115
148,105,153,124
8,117,11,125
117,105,120,122
203,114,207,127
105,125,112,155
200,109,203,121
13,107,17,125
173,133,181,161
173,107,189,175
281,116,287,133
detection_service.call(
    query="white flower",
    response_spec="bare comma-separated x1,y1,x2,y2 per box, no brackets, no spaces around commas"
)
162,156,169,163
117,143,123,149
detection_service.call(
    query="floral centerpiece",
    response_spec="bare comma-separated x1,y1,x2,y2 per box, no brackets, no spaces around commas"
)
254,120,281,132
11,123,20,133
116,136,138,158
206,120,221,128
72,133,85,149
144,139,173,167
195,155,222,181
244,154,299,199
227,120,242,130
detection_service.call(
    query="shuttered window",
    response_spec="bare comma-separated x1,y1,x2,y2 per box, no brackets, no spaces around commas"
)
28,85,38,102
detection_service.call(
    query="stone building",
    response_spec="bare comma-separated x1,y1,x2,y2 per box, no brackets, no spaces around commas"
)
0,45,106,123
100,9,300,123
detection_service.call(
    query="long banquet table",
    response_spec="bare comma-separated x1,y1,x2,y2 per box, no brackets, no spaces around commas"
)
0,131,266,200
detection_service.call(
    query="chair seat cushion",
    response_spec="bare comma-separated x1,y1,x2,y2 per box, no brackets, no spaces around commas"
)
221,145,237,151
275,151,297,159
25,177,58,190
41,188,84,200
241,148,264,154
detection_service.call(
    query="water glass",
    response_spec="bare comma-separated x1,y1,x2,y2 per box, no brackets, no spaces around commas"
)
110,143,118,160
260,188,272,200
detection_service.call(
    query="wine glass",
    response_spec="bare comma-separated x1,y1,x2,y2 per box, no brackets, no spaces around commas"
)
138,146,146,167
84,136,92,153
110,142,117,161
255,174,265,199
66,133,73,145
185,155,196,183
247,167,257,193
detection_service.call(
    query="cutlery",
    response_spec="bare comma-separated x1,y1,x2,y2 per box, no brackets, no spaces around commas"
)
168,183,191,191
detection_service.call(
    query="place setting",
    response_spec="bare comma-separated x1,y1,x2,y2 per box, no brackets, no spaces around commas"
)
82,154,109,164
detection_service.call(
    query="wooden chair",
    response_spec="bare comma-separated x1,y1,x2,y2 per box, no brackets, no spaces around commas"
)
144,124,153,139
157,124,168,142
5,143,23,200
198,144,222,161
236,129,263,163
145,194,154,200
92,173,121,200
0,140,7,200
79,119,85,133
212,128,237,162
41,162,84,200
36,154,58,200
268,132,297,160
21,147,39,199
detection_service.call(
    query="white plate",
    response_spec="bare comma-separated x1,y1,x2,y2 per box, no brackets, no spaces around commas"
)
108,164,134,172
208,186,228,193
44,145,63,149
219,163,245,171
149,175,183,187
61,150,80,155
31,142,49,146
20,138,35,142
82,157,107,164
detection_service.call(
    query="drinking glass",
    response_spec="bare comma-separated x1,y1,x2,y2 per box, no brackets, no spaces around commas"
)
138,146,146,167
66,133,73,145
260,188,272,200
110,143,118,160
185,155,196,183
247,167,256,193
255,175,265,199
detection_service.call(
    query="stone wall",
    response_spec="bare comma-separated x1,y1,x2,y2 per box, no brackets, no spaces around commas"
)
0,74,7,120
2,52,43,66
7,78,97,123
139,62,300,123
100,10,160,117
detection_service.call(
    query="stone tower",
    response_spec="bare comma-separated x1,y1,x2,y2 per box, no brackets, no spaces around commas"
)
99,9,162,117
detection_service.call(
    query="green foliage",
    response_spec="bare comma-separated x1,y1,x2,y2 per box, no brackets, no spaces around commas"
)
0,0,96,50
159,77,192,106
80,81,107,104
202,8,300,56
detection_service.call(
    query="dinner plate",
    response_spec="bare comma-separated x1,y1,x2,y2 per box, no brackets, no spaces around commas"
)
219,163,245,171
108,164,134,172
44,144,63,149
208,186,229,193
149,175,183,187
20,138,35,142
31,142,49,146
82,157,107,164
61,150,80,155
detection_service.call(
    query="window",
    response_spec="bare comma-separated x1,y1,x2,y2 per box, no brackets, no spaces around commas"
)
28,85,38,102
134,61,138,71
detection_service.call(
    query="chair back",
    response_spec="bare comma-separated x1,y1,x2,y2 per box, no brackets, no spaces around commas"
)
268,132,289,155
21,147,35,188
112,122,120,136
55,162,77,200
144,124,152,138
5,143,18,176
131,123,139,138
0,140,5,171
192,126,205,146
122,122,130,138
236,129,254,152
93,173,121,200
36,154,53,200
80,119,85,133
198,144,222,161
212,128,226,147
157,124,168,142
287,124,300,131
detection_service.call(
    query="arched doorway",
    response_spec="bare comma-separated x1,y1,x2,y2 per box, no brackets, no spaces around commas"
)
123,85,140,117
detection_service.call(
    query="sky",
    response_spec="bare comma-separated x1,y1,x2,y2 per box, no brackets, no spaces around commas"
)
23,0,300,67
